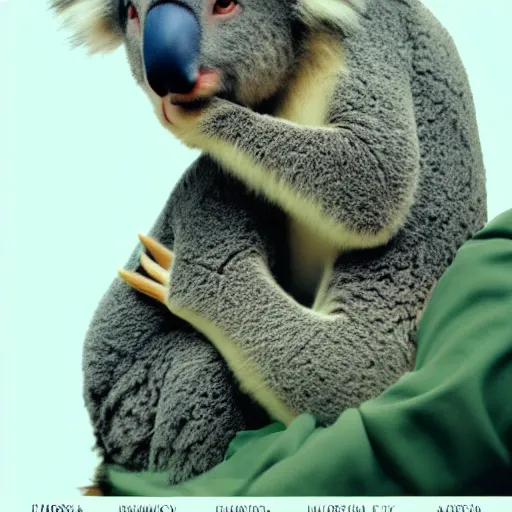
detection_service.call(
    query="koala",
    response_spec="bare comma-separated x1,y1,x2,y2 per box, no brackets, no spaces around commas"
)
52,0,487,488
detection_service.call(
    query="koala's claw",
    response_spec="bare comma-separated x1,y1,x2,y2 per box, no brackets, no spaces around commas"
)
118,235,173,304
140,252,170,284
137,233,173,268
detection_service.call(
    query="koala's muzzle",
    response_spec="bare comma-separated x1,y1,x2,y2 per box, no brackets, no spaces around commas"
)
143,2,200,97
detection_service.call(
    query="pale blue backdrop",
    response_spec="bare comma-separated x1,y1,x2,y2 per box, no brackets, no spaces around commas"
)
3,0,512,502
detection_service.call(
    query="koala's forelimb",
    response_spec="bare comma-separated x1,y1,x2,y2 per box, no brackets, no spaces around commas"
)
119,232,416,427
158,30,421,255
199,102,419,251
118,236,300,425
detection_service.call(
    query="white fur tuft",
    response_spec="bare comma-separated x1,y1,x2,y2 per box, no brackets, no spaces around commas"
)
59,0,122,54
297,0,367,34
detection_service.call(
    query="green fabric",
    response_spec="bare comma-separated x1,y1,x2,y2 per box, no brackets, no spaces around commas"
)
104,209,512,496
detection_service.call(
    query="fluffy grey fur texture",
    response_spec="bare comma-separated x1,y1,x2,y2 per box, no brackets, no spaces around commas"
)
53,0,486,484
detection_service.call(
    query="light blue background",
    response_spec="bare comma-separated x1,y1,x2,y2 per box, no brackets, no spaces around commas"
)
3,0,512,502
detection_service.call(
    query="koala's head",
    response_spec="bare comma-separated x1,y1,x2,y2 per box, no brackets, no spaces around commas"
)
52,0,365,108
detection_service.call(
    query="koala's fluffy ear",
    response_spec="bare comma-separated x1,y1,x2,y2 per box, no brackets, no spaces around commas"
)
296,0,367,34
50,0,123,54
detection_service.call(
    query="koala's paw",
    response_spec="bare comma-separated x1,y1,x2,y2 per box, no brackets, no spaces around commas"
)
118,233,174,308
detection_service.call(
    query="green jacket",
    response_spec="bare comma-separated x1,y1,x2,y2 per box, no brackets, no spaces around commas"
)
104,209,512,496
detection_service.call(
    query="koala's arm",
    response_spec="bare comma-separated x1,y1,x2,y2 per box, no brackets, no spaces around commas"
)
163,237,420,428
197,42,420,249
125,161,421,428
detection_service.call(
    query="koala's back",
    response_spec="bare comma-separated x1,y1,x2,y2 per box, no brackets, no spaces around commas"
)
406,0,487,238
321,0,486,328
376,0,484,252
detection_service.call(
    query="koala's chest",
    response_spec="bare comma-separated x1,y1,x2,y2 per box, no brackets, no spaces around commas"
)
287,217,338,306
273,33,345,306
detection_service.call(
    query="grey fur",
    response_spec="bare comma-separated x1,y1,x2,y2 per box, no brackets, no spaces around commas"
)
84,165,275,480
54,0,486,484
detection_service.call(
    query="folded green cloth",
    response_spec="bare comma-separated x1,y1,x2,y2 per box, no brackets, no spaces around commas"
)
103,209,512,496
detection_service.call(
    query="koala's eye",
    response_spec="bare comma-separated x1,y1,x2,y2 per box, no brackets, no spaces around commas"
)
125,1,140,31
213,0,238,16
127,2,139,21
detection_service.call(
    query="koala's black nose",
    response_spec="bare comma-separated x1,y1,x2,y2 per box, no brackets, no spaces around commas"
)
143,2,200,97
